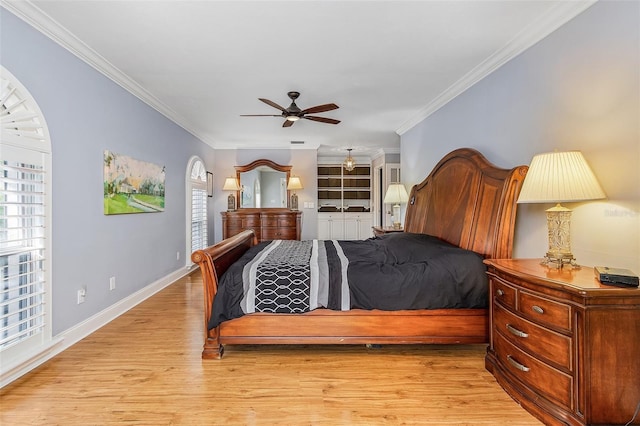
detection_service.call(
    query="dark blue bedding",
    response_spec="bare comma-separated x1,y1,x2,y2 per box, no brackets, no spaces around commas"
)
208,232,488,330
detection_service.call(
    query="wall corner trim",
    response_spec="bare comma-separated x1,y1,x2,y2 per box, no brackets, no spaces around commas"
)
1,1,215,147
395,0,598,136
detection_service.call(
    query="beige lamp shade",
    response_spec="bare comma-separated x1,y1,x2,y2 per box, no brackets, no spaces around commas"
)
383,183,409,204
222,177,241,191
287,176,303,190
517,151,606,204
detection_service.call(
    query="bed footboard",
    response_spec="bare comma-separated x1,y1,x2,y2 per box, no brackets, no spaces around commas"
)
191,230,257,358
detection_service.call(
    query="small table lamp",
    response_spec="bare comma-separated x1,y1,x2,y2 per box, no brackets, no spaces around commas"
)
517,151,606,268
287,176,303,211
383,183,409,229
222,177,241,211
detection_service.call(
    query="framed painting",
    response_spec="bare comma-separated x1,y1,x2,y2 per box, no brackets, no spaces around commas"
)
207,171,213,197
103,150,165,215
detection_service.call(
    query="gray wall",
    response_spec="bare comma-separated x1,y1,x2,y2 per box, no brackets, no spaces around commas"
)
401,0,639,271
2,9,216,334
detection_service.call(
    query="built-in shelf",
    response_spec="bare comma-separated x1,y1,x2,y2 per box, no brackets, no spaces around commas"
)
317,164,371,212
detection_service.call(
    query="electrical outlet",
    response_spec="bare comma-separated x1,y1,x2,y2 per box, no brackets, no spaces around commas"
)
109,276,116,291
77,287,86,304
176,251,180,260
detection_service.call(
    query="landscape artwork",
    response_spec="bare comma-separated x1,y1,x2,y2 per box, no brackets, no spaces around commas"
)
103,150,165,215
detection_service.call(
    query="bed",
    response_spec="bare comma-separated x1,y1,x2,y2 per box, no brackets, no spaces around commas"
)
191,148,527,359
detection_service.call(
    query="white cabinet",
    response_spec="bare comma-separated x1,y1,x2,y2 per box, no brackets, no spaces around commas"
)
319,212,373,240
343,213,373,240
317,213,344,240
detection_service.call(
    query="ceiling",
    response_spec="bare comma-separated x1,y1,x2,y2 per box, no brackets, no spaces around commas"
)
5,1,595,156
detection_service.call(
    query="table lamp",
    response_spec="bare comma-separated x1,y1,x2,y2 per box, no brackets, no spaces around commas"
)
383,183,409,229
222,177,241,211
517,151,606,267
287,176,303,211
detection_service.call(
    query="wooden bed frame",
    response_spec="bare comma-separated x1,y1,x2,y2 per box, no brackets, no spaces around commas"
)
191,148,528,359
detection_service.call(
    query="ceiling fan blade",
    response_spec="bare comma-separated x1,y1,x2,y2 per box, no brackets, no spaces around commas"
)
282,119,295,128
259,98,287,112
240,114,282,117
300,103,339,115
303,116,341,125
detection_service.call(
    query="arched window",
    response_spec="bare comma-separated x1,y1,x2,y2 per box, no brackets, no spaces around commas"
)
187,157,208,259
1,66,53,378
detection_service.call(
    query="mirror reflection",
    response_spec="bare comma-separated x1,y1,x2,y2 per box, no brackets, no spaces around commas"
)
235,160,291,208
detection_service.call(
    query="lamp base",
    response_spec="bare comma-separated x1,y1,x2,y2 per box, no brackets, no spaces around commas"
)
542,203,579,269
290,193,298,211
391,204,401,229
227,194,236,211
541,252,579,269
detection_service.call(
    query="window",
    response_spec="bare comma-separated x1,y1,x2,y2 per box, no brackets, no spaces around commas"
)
1,66,52,376
188,158,208,257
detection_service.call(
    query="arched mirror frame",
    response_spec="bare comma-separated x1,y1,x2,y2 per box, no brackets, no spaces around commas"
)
235,159,292,209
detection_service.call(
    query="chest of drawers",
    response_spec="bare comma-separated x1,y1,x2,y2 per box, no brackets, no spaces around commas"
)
221,209,301,242
485,259,640,426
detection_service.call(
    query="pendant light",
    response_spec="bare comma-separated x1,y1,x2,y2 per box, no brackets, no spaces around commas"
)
343,148,355,172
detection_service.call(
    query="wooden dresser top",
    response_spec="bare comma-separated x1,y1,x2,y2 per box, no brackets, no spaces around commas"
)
485,258,640,298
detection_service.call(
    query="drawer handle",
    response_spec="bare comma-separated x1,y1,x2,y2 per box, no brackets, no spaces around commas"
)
532,305,544,314
507,355,530,372
506,324,528,338
496,289,504,297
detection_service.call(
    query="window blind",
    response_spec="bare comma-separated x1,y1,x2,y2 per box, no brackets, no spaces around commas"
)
189,159,208,254
191,188,207,253
0,158,47,350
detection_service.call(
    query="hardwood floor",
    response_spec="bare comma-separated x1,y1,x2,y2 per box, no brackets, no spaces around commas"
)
1,270,542,425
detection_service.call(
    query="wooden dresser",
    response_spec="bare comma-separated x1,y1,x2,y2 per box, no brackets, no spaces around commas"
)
484,259,640,426
221,209,302,242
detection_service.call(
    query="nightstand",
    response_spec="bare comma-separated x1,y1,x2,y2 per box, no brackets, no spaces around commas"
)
484,259,640,426
371,226,404,237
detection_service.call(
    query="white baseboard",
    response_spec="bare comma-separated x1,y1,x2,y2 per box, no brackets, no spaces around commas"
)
1,266,195,388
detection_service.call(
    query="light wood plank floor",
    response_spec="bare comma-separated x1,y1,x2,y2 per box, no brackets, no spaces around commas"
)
1,270,542,425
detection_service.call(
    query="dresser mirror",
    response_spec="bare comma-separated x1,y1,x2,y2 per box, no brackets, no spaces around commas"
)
235,159,292,208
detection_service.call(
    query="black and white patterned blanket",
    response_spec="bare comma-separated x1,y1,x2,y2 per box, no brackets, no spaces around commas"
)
240,240,350,314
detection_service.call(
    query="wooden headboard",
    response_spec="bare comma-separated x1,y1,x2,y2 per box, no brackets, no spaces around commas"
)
404,148,527,259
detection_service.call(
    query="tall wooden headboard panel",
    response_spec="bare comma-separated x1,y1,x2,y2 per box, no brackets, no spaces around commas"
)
403,148,528,259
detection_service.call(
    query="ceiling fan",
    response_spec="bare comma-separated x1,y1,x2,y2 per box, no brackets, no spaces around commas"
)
241,91,340,127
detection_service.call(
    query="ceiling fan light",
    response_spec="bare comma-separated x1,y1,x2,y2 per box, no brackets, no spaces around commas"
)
286,116,300,122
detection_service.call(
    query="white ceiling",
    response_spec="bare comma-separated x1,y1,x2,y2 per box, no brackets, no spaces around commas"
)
5,1,595,156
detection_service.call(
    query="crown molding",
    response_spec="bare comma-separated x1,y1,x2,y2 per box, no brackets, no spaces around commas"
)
317,155,372,165
370,147,401,161
213,143,321,150
1,0,215,147
370,149,386,162
395,0,598,135
3,0,597,145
